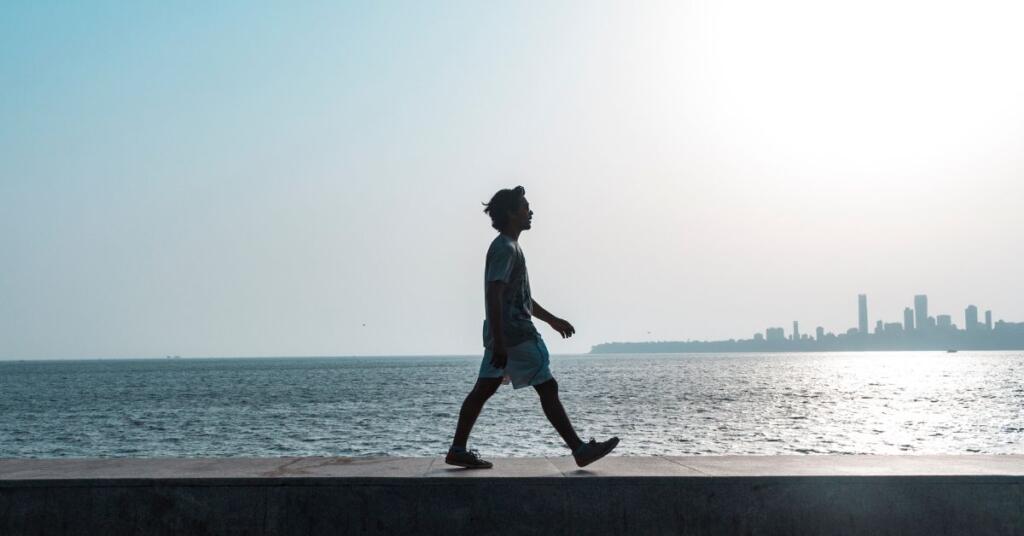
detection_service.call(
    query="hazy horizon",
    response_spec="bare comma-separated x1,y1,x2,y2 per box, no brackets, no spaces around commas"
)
3,1,1023,360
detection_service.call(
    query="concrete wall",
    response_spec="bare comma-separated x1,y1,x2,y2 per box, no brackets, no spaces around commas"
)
2,457,1023,535
4,476,1024,535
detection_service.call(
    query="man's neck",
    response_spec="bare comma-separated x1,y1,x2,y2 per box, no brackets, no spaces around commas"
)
500,228,522,241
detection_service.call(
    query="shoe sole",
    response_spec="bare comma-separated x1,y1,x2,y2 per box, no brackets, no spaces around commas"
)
575,437,620,468
445,458,493,469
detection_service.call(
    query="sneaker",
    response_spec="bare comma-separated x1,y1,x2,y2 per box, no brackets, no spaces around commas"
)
445,448,493,469
572,437,619,467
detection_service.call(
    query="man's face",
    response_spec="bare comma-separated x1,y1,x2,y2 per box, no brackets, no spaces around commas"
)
509,197,533,231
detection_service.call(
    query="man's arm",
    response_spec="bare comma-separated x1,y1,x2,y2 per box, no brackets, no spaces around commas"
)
487,281,508,368
532,299,575,339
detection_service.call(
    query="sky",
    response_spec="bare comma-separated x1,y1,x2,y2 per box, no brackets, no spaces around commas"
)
2,1,1023,359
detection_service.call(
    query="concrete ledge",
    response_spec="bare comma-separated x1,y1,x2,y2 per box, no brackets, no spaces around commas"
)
2,456,1023,535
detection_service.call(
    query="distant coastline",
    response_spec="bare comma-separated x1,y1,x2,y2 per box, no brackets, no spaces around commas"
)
590,335,1024,354
593,293,1024,354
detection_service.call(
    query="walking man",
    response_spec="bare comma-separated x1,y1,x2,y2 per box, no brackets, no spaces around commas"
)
446,186,619,469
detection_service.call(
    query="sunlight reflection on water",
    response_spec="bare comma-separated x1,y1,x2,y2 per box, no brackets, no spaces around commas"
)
2,351,1021,457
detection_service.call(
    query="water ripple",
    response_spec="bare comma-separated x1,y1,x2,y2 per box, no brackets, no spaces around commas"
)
1,351,1023,457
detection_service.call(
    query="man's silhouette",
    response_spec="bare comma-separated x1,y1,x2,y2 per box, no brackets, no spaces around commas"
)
446,186,618,469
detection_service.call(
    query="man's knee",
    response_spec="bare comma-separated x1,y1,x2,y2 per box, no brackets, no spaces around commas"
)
470,378,502,401
534,378,559,399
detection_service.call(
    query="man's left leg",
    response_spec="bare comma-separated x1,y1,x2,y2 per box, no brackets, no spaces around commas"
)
452,377,503,450
445,378,503,469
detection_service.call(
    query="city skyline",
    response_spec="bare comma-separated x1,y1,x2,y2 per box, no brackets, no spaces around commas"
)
593,293,1024,354
766,293,1006,342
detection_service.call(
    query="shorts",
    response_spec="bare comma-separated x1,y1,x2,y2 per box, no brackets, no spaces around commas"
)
478,336,553,390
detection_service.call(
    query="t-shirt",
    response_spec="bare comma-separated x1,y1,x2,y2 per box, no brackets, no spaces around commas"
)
482,234,538,348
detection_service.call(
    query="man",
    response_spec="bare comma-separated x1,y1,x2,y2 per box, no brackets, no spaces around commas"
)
446,186,619,469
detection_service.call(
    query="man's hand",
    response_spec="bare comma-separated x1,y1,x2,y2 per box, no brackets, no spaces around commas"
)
548,317,575,339
490,345,508,369
531,300,574,339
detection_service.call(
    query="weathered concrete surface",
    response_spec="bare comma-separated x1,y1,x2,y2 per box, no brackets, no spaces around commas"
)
1,456,1023,535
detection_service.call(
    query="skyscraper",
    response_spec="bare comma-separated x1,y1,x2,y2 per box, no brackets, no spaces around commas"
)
903,307,914,331
965,305,978,331
914,295,928,331
986,310,993,330
816,326,824,340
792,321,800,341
858,294,868,335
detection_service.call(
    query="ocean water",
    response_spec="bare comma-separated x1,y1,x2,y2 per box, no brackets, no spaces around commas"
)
1,351,1022,458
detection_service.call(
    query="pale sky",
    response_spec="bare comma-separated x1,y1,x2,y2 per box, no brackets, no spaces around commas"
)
3,1,1023,359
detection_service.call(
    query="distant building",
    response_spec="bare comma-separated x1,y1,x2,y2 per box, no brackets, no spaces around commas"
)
815,326,824,341
914,295,928,331
937,314,952,329
903,307,914,331
766,327,785,341
793,321,800,341
985,310,993,330
753,333,764,341
966,305,978,331
995,320,1024,335
874,319,884,335
858,294,868,335
884,322,903,333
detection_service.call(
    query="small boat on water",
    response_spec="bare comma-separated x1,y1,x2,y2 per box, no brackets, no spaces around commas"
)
946,349,958,353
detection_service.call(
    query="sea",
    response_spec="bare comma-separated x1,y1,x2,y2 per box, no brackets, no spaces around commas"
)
2,351,1022,458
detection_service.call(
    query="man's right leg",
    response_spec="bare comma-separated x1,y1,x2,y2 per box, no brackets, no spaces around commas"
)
451,377,503,449
533,378,583,452
534,378,618,467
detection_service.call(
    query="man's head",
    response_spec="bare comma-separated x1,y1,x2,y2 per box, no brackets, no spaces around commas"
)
483,186,533,232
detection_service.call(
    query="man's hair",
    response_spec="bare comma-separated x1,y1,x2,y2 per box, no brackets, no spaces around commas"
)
483,186,526,231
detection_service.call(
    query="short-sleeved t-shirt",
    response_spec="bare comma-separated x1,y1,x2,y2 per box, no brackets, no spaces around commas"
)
482,234,538,348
